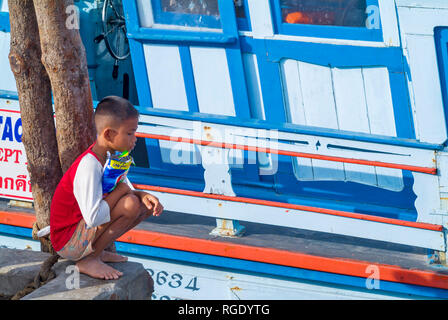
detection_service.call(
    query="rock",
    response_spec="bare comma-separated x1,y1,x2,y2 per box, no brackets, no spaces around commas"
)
0,247,50,297
0,248,153,300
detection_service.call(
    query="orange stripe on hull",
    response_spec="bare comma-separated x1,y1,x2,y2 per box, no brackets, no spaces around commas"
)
133,184,443,232
135,133,437,175
1,210,447,290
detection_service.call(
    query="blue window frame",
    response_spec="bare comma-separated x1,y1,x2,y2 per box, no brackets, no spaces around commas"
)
234,0,251,31
435,27,448,139
270,0,383,41
129,0,251,44
151,0,222,29
0,12,9,32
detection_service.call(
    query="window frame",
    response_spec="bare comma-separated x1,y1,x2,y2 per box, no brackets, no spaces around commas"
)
269,0,383,42
129,0,250,45
150,0,222,29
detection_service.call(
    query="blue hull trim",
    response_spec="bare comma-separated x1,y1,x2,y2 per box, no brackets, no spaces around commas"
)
1,223,447,299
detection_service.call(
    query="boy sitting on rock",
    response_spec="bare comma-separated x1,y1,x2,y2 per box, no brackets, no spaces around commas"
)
50,96,163,280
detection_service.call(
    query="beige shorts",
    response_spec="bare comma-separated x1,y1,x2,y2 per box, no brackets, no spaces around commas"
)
57,219,97,261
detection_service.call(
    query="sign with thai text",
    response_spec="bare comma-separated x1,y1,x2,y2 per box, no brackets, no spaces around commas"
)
0,99,32,201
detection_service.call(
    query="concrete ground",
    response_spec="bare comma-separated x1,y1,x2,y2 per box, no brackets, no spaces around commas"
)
0,247,153,300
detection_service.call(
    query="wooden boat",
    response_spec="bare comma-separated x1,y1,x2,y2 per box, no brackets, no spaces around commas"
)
1,0,448,299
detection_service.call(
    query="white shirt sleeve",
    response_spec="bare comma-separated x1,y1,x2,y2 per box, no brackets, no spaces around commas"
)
73,154,111,228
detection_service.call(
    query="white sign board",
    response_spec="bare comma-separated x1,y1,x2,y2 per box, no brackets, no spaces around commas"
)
0,99,32,201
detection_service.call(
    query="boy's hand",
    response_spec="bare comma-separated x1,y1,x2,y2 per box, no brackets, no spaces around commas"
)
141,193,163,216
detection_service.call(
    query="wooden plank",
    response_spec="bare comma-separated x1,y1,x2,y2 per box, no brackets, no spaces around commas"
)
281,59,313,180
136,0,154,27
143,44,190,164
246,0,274,38
189,46,235,116
298,61,345,180
190,46,239,165
143,44,189,110
242,53,272,171
332,67,377,186
405,34,447,144
363,67,404,191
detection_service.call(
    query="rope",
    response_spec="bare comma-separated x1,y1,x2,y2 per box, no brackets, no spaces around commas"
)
10,222,59,300
11,253,60,300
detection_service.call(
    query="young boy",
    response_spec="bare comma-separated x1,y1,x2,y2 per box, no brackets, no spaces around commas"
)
50,96,163,280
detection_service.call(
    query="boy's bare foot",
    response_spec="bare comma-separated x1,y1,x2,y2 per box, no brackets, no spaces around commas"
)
101,250,128,263
76,255,123,280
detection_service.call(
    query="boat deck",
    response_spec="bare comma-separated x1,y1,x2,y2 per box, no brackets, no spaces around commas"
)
138,209,447,274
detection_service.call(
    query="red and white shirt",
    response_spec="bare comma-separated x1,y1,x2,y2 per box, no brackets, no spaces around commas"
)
50,144,131,252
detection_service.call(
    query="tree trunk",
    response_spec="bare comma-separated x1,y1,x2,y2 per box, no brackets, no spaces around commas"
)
8,0,63,253
33,0,96,172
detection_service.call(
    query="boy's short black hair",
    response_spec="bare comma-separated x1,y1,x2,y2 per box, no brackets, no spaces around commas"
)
94,96,139,133
95,95,139,121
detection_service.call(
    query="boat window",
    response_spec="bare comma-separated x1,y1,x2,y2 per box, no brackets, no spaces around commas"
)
280,0,367,27
151,0,222,29
271,0,382,41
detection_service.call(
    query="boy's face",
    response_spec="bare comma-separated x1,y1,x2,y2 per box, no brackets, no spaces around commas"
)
109,117,138,153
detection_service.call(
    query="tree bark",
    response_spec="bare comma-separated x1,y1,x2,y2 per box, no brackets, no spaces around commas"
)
8,0,63,252
33,0,96,172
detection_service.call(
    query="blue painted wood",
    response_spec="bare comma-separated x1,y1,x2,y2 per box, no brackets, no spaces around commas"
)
0,224,31,238
236,0,251,31
123,0,153,109
435,27,448,138
242,37,405,71
178,45,199,113
127,28,237,45
0,12,9,32
135,106,443,150
269,0,383,42
128,39,153,109
224,47,252,120
125,0,238,45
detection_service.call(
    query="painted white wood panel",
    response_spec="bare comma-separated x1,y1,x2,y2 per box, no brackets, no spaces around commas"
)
143,44,191,164
281,60,403,190
290,61,345,181
0,32,17,92
378,0,400,47
143,44,189,110
363,67,404,191
242,53,272,171
246,0,274,38
0,0,7,12
397,0,448,9
281,59,313,180
190,46,240,164
397,6,448,36
189,47,235,116
405,35,447,144
136,0,154,28
242,54,265,120
332,67,377,186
